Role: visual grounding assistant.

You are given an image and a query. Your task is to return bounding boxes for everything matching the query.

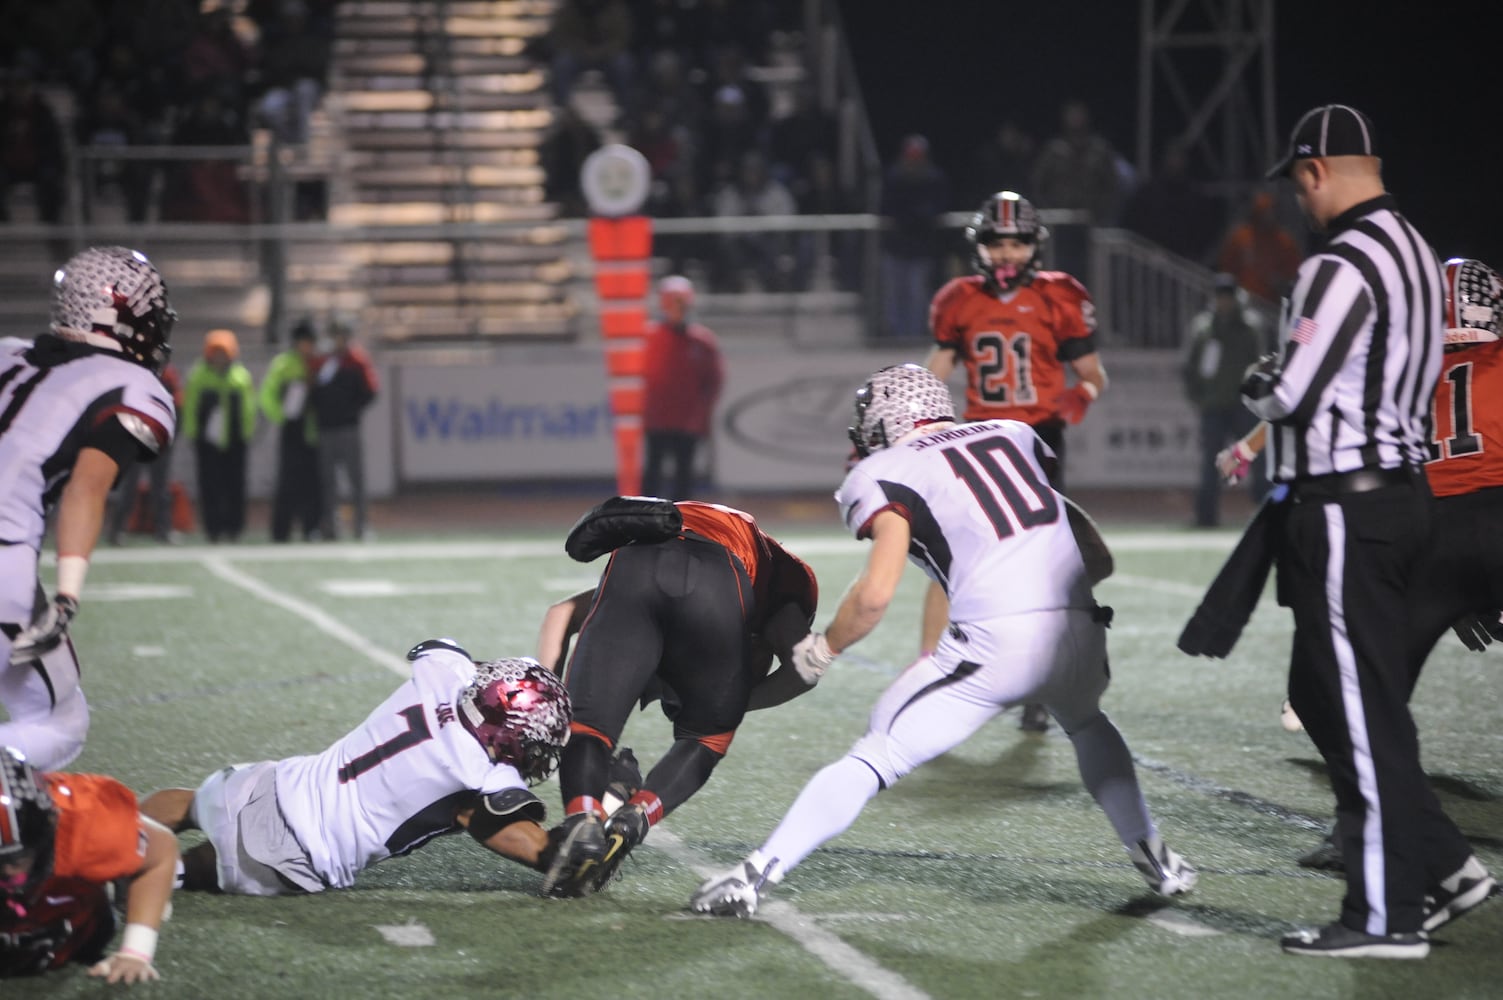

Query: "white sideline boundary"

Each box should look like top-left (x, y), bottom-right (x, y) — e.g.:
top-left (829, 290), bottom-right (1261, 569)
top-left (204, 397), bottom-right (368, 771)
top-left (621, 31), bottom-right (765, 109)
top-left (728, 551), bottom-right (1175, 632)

top-left (199, 551), bottom-right (933, 1000)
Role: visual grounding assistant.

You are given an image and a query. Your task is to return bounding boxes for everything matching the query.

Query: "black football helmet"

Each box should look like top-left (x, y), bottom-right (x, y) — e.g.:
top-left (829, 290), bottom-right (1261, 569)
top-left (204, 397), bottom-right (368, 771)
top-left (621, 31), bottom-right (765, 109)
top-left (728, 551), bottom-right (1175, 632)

top-left (0, 747), bottom-right (58, 907)
top-left (1443, 257), bottom-right (1501, 350)
top-left (966, 191), bottom-right (1049, 293)
top-left (459, 658), bottom-right (572, 783)
top-left (51, 246), bottom-right (176, 373)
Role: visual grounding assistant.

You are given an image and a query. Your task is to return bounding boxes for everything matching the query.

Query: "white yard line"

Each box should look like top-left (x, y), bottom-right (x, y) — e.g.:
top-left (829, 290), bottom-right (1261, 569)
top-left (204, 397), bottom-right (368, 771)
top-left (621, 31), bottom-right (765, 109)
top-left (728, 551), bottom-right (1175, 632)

top-left (199, 549), bottom-right (933, 1000)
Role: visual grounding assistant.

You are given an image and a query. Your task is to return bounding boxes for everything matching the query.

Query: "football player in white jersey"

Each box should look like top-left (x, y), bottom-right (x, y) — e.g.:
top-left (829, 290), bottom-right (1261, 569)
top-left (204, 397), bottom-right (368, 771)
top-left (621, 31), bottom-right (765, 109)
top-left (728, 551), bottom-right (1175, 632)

top-left (141, 641), bottom-right (573, 895)
top-left (691, 364), bottom-right (1197, 917)
top-left (0, 246), bottom-right (177, 770)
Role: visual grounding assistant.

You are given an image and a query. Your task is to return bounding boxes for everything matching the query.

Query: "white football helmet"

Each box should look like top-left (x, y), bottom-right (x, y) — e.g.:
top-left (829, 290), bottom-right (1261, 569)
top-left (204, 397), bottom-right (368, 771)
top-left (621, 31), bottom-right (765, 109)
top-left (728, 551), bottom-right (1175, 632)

top-left (51, 245), bottom-right (175, 372)
top-left (848, 363), bottom-right (955, 458)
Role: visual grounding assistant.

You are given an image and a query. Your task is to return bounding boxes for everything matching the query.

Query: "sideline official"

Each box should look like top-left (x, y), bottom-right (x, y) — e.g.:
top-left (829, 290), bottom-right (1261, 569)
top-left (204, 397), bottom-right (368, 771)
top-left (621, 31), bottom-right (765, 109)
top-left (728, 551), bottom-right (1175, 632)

top-left (1248, 104), bottom-right (1444, 959)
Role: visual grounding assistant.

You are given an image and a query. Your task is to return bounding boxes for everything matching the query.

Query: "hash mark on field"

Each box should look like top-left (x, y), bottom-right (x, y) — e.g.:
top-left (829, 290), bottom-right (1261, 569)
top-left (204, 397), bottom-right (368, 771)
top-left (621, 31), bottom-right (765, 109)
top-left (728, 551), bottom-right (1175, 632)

top-left (374, 922), bottom-right (435, 947)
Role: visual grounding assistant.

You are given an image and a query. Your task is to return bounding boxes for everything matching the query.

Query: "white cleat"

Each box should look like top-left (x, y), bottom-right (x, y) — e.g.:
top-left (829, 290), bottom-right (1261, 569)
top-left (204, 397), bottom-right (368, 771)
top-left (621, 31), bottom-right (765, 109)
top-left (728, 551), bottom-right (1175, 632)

top-left (1129, 836), bottom-right (1198, 897)
top-left (690, 852), bottom-right (780, 918)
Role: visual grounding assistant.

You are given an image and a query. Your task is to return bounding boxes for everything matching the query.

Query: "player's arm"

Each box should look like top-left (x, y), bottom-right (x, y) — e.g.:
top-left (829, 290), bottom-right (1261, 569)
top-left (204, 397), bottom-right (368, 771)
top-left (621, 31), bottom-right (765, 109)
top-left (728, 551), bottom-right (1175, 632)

top-left (12, 445), bottom-right (125, 661)
top-left (826, 510), bottom-right (911, 654)
top-left (924, 344), bottom-right (958, 381)
top-left (1068, 351), bottom-right (1108, 398)
top-left (455, 789), bottom-right (551, 869)
top-left (88, 816), bottom-right (178, 984)
top-left (535, 588), bottom-right (596, 673)
top-left (747, 601), bottom-right (821, 710)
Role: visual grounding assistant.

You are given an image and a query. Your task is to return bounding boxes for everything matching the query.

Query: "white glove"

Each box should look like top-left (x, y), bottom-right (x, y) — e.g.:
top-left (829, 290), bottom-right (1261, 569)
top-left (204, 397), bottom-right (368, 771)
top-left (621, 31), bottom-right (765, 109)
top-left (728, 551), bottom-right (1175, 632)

top-left (9, 594), bottom-right (79, 663)
top-left (790, 632), bottom-right (836, 685)
top-left (88, 951), bottom-right (160, 984)
top-left (1215, 440), bottom-right (1256, 486)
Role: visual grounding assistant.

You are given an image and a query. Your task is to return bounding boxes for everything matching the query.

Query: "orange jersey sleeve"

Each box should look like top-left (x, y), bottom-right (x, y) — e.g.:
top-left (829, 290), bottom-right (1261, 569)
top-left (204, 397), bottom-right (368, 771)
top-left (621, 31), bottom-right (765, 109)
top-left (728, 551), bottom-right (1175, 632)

top-left (1425, 342), bottom-right (1503, 497)
top-left (929, 272), bottom-right (1097, 426)
top-left (44, 773), bottom-right (147, 884)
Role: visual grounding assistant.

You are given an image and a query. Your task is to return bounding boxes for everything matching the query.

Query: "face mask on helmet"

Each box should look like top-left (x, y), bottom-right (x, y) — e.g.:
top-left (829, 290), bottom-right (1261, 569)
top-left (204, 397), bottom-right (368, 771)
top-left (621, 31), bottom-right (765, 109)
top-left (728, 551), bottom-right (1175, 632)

top-left (967, 191), bottom-right (1049, 294)
top-left (1443, 257), bottom-right (1502, 350)
top-left (458, 659), bottom-right (572, 783)
top-left (848, 363), bottom-right (955, 458)
top-left (51, 245), bottom-right (177, 373)
top-left (0, 747), bottom-right (58, 908)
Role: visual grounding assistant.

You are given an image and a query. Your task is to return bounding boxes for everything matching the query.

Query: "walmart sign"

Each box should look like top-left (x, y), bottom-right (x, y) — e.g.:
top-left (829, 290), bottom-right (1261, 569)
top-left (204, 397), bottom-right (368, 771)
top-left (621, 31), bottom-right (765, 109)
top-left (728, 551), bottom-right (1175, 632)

top-left (398, 363), bottom-right (614, 480)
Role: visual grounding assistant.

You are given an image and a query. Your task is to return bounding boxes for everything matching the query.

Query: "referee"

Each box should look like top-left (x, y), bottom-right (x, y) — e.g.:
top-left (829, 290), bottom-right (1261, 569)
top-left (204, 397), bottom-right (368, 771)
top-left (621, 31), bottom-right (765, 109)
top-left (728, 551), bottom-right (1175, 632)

top-left (1246, 104), bottom-right (1444, 959)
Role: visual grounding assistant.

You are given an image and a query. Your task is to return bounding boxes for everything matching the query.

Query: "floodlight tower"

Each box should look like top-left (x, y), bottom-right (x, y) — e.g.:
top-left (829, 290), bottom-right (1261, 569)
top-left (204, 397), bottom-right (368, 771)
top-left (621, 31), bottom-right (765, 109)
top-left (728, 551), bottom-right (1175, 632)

top-left (1136, 0), bottom-right (1276, 202)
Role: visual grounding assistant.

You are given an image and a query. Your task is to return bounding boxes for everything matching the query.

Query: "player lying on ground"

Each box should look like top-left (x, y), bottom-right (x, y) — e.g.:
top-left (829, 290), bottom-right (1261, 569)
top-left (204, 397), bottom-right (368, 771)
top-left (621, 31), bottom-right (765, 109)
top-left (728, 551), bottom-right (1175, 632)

top-left (1, 746), bottom-right (177, 983)
top-left (690, 364), bottom-right (1195, 918)
top-left (140, 642), bottom-right (572, 895)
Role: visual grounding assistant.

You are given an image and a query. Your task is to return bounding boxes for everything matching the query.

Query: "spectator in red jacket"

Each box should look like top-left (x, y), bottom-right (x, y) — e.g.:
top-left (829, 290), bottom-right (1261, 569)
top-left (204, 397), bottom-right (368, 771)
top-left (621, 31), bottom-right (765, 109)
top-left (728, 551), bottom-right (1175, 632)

top-left (642, 276), bottom-right (724, 500)
top-left (312, 315), bottom-right (379, 540)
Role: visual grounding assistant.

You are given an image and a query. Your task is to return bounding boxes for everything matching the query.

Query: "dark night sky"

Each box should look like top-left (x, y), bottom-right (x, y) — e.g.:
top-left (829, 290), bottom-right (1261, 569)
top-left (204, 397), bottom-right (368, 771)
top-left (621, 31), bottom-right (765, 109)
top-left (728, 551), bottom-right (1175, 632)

top-left (835, 0), bottom-right (1501, 266)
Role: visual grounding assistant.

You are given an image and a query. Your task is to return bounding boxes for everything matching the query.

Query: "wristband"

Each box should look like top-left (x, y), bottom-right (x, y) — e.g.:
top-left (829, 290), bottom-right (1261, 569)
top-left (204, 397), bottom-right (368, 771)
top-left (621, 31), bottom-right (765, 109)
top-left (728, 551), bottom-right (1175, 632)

top-left (120, 923), bottom-right (158, 964)
top-left (1233, 440), bottom-right (1256, 463)
top-left (56, 554), bottom-right (89, 600)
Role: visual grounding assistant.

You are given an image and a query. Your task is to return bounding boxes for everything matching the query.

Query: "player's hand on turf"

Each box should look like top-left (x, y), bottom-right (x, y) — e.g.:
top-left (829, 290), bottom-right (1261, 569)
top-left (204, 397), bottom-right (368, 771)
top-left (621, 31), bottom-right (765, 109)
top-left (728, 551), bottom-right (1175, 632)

top-left (89, 951), bottom-right (160, 984)
top-left (791, 632), bottom-right (836, 685)
top-left (9, 594), bottom-right (79, 662)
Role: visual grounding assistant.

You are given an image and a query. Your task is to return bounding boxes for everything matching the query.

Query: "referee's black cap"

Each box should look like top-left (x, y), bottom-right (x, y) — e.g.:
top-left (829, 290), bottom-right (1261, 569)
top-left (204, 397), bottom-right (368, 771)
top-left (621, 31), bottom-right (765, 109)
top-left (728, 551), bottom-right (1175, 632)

top-left (1266, 104), bottom-right (1378, 179)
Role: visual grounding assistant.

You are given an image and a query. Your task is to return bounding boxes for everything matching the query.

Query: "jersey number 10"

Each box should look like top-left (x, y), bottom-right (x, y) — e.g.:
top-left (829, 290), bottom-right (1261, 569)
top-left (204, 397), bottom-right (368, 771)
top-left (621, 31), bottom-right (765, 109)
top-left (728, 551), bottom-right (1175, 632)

top-left (942, 435), bottom-right (1058, 538)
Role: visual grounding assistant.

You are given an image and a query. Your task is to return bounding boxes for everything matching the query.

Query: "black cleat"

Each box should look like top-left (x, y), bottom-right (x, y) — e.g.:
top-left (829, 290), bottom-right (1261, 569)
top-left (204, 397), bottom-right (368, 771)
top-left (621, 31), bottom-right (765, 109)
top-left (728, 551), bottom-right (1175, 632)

top-left (1280, 922), bottom-right (1428, 959)
top-left (541, 813), bottom-right (606, 898)
top-left (589, 804), bottom-right (651, 893)
top-left (1019, 703), bottom-right (1051, 733)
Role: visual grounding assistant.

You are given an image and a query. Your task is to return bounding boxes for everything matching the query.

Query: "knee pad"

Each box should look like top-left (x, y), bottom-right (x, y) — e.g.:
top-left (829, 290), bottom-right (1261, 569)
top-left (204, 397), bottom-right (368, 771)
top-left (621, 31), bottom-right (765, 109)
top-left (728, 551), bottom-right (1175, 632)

top-left (848, 732), bottom-right (909, 789)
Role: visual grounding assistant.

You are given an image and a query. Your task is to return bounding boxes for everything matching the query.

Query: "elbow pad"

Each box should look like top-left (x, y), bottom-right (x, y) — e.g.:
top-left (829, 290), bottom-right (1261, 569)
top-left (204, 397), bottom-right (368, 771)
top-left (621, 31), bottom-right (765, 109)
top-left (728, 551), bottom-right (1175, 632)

top-left (467, 787), bottom-right (546, 843)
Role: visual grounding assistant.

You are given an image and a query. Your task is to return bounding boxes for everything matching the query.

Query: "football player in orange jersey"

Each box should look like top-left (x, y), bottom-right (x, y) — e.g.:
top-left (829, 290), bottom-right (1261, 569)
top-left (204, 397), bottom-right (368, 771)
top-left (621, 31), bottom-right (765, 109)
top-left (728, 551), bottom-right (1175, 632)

top-left (1, 747), bottom-right (177, 983)
top-left (923, 191), bottom-right (1108, 732)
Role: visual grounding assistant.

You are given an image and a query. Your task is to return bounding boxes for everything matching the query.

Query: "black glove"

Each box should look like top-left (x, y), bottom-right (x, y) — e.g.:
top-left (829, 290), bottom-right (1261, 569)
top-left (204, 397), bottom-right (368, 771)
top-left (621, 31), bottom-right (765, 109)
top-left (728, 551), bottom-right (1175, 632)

top-left (1240, 353), bottom-right (1281, 400)
top-left (1451, 611), bottom-right (1503, 653)
top-left (9, 594), bottom-right (79, 663)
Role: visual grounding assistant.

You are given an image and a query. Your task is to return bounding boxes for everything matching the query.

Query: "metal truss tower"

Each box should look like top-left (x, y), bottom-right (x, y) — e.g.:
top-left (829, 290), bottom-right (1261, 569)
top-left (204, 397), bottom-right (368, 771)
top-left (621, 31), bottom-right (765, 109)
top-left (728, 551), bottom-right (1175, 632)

top-left (1136, 0), bottom-right (1276, 197)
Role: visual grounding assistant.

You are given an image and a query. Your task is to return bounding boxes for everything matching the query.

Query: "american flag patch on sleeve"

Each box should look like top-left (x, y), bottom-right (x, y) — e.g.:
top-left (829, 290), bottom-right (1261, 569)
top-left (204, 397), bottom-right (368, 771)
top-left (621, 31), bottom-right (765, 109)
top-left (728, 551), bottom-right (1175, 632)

top-left (1290, 316), bottom-right (1319, 345)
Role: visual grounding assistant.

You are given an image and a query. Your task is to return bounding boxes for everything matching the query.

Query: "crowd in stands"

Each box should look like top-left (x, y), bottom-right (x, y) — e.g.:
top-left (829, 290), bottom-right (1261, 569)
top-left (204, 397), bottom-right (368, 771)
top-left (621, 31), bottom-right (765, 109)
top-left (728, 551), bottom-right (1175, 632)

top-left (0, 0), bottom-right (335, 227)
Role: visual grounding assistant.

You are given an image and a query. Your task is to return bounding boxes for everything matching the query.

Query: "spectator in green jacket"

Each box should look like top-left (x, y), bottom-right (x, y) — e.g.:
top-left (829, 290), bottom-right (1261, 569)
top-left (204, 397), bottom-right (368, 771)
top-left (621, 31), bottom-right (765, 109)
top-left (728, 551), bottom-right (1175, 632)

top-left (262, 319), bottom-right (321, 542)
top-left (182, 329), bottom-right (257, 542)
top-left (1182, 273), bottom-right (1267, 527)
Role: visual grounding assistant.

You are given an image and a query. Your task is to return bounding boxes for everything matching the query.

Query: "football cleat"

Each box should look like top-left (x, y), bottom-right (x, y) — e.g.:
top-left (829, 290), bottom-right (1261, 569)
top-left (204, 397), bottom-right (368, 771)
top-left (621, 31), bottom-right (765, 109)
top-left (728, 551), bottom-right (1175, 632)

top-left (689, 851), bottom-right (780, 918)
top-left (1018, 703), bottom-right (1051, 733)
top-left (541, 813), bottom-right (606, 898)
top-left (587, 803), bottom-right (651, 893)
top-left (1280, 922), bottom-right (1429, 959)
top-left (1423, 855), bottom-right (1496, 932)
top-left (601, 746), bottom-right (643, 815)
top-left (1128, 835), bottom-right (1197, 897)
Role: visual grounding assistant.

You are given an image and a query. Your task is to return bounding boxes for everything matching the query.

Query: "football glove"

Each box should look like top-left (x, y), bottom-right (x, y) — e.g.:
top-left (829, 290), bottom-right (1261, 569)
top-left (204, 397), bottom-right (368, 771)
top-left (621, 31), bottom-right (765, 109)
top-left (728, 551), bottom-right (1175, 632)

top-left (790, 632), bottom-right (836, 685)
top-left (1451, 611), bottom-right (1503, 653)
top-left (9, 594), bottom-right (79, 663)
top-left (1216, 440), bottom-right (1257, 486)
top-left (1054, 382), bottom-right (1099, 425)
top-left (1240, 353), bottom-right (1281, 400)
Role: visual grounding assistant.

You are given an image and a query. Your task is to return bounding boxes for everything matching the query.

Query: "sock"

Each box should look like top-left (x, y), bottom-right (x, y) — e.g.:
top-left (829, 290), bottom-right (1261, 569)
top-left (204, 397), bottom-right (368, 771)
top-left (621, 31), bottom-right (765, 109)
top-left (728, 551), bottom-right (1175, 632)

top-left (1069, 711), bottom-right (1154, 847)
top-left (760, 755), bottom-right (882, 880)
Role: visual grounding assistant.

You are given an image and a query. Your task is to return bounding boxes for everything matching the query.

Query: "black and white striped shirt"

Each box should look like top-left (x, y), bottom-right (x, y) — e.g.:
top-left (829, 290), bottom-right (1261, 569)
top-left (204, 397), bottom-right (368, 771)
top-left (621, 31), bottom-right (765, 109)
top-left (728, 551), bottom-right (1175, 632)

top-left (1247, 194), bottom-right (1442, 481)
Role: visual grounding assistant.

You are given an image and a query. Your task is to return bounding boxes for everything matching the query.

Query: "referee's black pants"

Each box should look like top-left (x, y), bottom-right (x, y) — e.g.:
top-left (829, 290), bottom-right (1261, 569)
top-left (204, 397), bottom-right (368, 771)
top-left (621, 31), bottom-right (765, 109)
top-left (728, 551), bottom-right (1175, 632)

top-left (1278, 473), bottom-right (1448, 936)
